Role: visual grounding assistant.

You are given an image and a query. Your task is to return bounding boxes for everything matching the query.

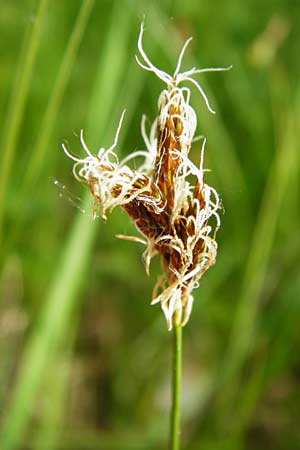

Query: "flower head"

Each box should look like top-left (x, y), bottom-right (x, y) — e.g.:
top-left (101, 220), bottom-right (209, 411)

top-left (63, 23), bottom-right (230, 330)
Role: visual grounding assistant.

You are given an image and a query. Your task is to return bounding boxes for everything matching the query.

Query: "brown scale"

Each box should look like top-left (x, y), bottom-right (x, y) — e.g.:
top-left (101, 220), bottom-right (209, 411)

top-left (154, 99), bottom-right (183, 214)
top-left (185, 178), bottom-right (207, 255)
top-left (123, 200), bottom-right (164, 240)
top-left (111, 174), bottom-right (168, 242)
top-left (163, 181), bottom-right (208, 288)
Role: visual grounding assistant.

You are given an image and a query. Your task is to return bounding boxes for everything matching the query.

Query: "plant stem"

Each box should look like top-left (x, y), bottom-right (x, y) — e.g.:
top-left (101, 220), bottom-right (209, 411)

top-left (170, 323), bottom-right (182, 450)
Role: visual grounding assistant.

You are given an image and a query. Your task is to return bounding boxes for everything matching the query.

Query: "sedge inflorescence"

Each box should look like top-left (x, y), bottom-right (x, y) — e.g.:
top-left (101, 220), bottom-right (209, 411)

top-left (63, 23), bottom-right (231, 330)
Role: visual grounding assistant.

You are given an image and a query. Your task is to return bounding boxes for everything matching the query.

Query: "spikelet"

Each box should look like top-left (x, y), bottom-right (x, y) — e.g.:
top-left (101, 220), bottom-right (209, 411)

top-left (63, 22), bottom-right (231, 330)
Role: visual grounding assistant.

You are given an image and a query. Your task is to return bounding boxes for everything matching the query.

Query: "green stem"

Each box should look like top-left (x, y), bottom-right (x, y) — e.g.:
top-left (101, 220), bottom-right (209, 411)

top-left (170, 323), bottom-right (182, 450)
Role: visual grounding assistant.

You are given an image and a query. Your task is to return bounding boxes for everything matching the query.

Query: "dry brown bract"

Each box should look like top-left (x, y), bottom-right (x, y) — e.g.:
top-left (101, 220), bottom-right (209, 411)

top-left (63, 23), bottom-right (231, 330)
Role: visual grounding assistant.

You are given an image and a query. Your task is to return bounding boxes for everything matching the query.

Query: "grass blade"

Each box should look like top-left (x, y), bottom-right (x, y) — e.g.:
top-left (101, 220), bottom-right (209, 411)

top-left (0, 0), bottom-right (49, 246)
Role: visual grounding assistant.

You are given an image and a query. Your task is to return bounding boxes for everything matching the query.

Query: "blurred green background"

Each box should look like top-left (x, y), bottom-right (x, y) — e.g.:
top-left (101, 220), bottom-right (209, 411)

top-left (0, 0), bottom-right (299, 449)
